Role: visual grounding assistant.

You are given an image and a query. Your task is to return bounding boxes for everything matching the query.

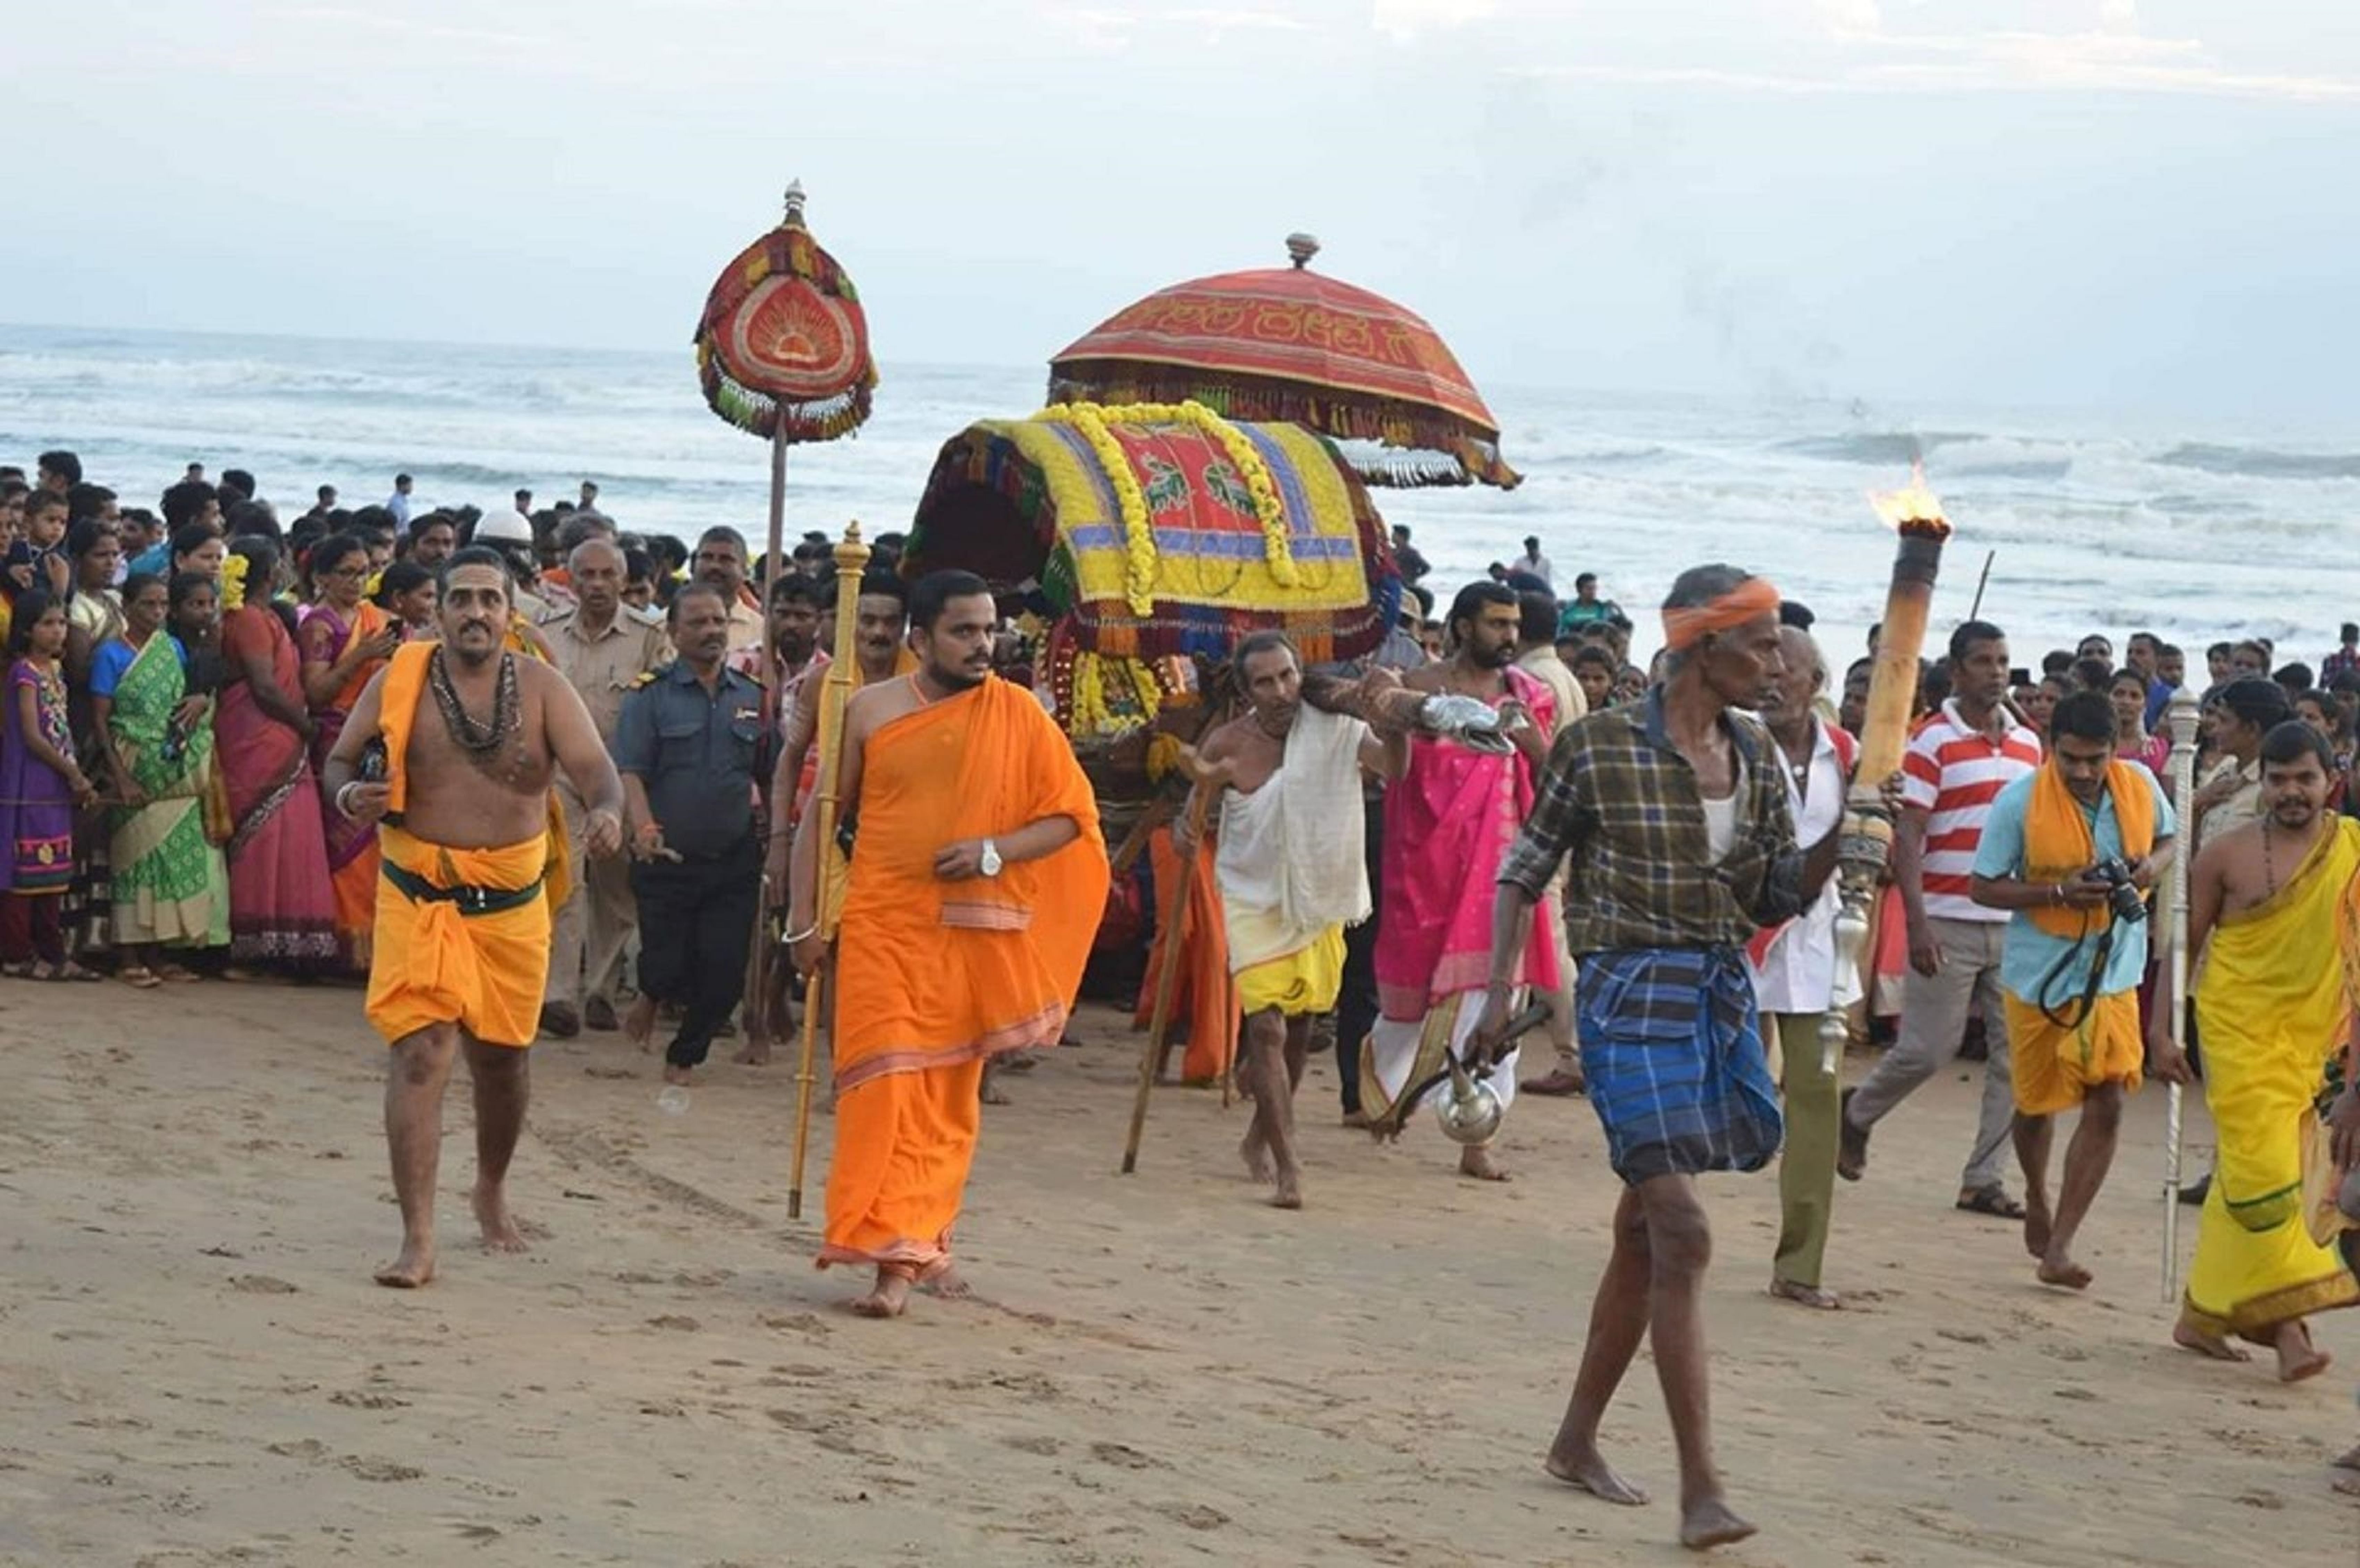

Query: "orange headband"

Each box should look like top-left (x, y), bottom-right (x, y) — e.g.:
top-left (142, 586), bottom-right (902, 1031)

top-left (1660, 577), bottom-right (1781, 653)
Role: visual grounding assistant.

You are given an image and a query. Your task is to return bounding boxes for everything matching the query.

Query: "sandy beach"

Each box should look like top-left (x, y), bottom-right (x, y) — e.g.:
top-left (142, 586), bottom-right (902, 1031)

top-left (2, 980), bottom-right (2353, 1568)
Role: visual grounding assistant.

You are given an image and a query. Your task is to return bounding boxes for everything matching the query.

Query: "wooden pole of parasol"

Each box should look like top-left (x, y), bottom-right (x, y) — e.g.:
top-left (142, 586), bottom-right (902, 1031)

top-left (747, 427), bottom-right (788, 1050)
top-left (787, 520), bottom-right (871, 1221)
top-left (1121, 782), bottom-right (1214, 1174)
top-left (2159, 684), bottom-right (2200, 1300)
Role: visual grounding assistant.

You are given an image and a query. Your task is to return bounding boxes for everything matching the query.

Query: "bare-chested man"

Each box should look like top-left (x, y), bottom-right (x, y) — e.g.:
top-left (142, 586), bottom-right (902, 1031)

top-left (2159, 719), bottom-right (2360, 1379)
top-left (326, 547), bottom-right (625, 1288)
top-left (1182, 634), bottom-right (1409, 1208)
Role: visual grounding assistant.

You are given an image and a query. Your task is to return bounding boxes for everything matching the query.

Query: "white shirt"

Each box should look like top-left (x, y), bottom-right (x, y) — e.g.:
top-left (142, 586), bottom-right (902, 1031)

top-left (386, 491), bottom-right (414, 525)
top-left (1750, 719), bottom-right (1854, 1015)
top-left (1517, 551), bottom-right (1554, 587)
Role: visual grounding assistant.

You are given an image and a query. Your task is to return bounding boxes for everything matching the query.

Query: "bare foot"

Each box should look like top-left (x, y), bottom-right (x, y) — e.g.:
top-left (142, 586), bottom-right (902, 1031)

top-left (979, 1079), bottom-right (1012, 1107)
top-left (1769, 1278), bottom-right (1841, 1310)
top-left (663, 1063), bottom-right (694, 1087)
top-left (624, 996), bottom-right (657, 1052)
top-left (1544, 1446), bottom-right (1648, 1506)
top-left (2276, 1320), bottom-right (2333, 1383)
top-left (2173, 1320), bottom-right (2252, 1362)
top-left (2333, 1443), bottom-right (2360, 1473)
top-left (921, 1265), bottom-right (972, 1300)
top-left (472, 1186), bottom-right (530, 1254)
top-left (1271, 1168), bottom-right (1303, 1210)
top-left (373, 1238), bottom-right (436, 1288)
top-left (2036, 1247), bottom-right (2092, 1291)
top-left (850, 1271), bottom-right (911, 1319)
top-left (1459, 1145), bottom-right (1511, 1182)
top-left (2022, 1195), bottom-right (2053, 1260)
top-left (733, 1039), bottom-right (773, 1066)
top-left (1240, 1133), bottom-right (1273, 1183)
top-left (1679, 1495), bottom-right (1759, 1550)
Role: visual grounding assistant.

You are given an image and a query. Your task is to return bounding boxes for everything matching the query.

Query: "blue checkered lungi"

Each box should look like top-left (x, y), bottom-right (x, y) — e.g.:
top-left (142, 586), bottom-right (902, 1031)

top-left (1578, 946), bottom-right (1783, 1184)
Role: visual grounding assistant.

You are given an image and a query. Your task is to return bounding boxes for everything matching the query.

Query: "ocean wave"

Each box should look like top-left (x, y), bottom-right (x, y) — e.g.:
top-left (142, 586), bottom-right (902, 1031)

top-left (2155, 442), bottom-right (2360, 481)
top-left (1771, 430), bottom-right (1981, 466)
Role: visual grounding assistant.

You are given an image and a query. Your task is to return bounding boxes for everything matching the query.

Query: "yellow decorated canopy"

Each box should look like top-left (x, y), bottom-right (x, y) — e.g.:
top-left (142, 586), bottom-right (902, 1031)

top-left (902, 401), bottom-right (1401, 667)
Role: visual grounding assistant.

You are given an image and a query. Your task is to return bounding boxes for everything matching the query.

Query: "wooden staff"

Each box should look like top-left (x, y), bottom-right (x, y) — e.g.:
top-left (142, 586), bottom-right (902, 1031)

top-left (787, 521), bottom-right (871, 1221)
top-left (1121, 782), bottom-right (1214, 1174)
top-left (747, 428), bottom-right (789, 1050)
top-left (2160, 685), bottom-right (2200, 1300)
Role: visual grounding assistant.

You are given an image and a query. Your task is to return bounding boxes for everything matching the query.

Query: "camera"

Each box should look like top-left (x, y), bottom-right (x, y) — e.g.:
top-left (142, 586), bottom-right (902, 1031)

top-left (2092, 856), bottom-right (2148, 925)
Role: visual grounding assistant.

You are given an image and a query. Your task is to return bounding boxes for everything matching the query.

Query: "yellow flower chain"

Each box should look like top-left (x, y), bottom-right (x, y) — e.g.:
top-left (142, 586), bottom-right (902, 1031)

top-left (1034, 398), bottom-right (1297, 613)
top-left (221, 553), bottom-right (251, 612)
top-left (1070, 651), bottom-right (1163, 739)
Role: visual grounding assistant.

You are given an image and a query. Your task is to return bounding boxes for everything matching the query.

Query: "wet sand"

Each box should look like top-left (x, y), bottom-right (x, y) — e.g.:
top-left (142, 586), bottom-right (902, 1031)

top-left (1, 980), bottom-right (2354, 1566)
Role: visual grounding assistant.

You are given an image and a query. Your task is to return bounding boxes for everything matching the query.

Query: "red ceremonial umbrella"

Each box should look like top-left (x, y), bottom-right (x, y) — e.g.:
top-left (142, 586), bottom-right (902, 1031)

top-left (1048, 234), bottom-right (1518, 489)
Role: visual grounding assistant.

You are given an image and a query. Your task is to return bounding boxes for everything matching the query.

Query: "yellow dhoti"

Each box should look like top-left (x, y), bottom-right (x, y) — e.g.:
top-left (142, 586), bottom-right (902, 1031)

top-left (2184, 817), bottom-right (2360, 1338)
top-left (1236, 923), bottom-right (1344, 1017)
top-left (2003, 988), bottom-right (2143, 1116)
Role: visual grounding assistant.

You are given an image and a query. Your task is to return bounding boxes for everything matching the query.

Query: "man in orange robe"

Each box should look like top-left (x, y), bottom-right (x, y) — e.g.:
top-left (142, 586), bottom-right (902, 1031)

top-left (788, 568), bottom-right (1106, 1319)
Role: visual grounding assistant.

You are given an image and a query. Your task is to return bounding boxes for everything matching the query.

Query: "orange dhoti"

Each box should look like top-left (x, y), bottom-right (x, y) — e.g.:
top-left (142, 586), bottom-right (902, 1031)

top-left (366, 825), bottom-right (551, 1048)
top-left (362, 642), bottom-right (557, 1050)
top-left (819, 677), bottom-right (1106, 1277)
top-left (1132, 824), bottom-right (1237, 1085)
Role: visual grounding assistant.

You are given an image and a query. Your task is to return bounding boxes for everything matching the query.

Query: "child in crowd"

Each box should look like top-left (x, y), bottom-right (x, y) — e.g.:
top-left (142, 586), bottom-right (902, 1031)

top-left (0, 592), bottom-right (101, 978)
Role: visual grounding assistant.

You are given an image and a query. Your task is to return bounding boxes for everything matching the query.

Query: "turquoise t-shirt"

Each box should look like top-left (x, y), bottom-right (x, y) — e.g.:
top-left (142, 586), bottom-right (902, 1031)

top-left (1972, 766), bottom-right (2176, 1007)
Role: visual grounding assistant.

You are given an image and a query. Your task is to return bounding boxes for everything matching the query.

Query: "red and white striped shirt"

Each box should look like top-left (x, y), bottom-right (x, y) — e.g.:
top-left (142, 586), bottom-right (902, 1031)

top-left (1902, 700), bottom-right (2042, 923)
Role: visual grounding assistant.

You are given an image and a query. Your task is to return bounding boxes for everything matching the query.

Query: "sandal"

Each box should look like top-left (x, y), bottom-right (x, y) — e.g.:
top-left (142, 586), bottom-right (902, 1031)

top-left (1955, 1185), bottom-right (2028, 1220)
top-left (1, 961), bottom-right (33, 980)
top-left (56, 961), bottom-right (102, 983)
top-left (155, 964), bottom-right (202, 983)
top-left (118, 965), bottom-right (163, 990)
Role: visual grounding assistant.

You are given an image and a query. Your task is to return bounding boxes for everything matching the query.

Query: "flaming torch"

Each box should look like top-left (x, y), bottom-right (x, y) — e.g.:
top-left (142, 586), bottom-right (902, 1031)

top-left (1823, 468), bottom-right (1954, 1075)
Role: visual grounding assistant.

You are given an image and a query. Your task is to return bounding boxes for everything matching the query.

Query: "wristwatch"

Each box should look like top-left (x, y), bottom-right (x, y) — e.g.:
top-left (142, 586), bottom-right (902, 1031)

top-left (979, 838), bottom-right (1003, 877)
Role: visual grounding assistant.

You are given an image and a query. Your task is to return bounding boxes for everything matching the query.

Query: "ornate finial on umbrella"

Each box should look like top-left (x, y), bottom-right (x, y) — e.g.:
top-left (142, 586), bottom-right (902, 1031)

top-left (782, 178), bottom-right (808, 228)
top-left (1285, 232), bottom-right (1320, 270)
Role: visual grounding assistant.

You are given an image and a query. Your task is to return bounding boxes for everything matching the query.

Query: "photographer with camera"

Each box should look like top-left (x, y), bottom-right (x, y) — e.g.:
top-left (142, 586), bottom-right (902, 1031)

top-left (1968, 689), bottom-right (2180, 1292)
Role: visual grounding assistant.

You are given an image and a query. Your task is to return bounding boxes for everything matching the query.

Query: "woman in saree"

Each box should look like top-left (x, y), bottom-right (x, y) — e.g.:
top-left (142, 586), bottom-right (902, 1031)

top-left (62, 519), bottom-right (128, 961)
top-left (88, 572), bottom-right (229, 986)
top-left (297, 533), bottom-right (400, 968)
top-left (214, 537), bottom-right (337, 970)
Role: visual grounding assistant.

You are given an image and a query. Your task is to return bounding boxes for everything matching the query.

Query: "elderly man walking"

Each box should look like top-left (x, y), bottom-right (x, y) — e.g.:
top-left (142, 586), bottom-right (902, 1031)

top-left (1474, 563), bottom-right (1820, 1551)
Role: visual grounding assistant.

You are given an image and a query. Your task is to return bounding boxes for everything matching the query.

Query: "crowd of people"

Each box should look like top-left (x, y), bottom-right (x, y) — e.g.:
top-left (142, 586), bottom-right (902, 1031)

top-left (8, 444), bottom-right (2359, 1548)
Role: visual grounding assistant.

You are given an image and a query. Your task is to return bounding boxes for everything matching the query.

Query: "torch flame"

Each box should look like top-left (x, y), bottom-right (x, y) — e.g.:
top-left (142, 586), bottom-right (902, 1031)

top-left (1868, 461), bottom-right (1952, 536)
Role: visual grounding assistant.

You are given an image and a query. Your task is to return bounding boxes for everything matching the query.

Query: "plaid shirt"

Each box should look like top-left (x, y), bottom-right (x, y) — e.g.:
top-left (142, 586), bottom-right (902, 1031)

top-left (1499, 687), bottom-right (1804, 955)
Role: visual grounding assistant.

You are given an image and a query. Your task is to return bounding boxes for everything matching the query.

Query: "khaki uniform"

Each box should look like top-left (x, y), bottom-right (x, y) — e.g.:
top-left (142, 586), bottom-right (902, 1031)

top-left (542, 604), bottom-right (673, 1011)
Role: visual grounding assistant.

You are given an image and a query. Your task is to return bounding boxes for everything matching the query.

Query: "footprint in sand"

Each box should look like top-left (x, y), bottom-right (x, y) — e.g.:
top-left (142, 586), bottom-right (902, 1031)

top-left (340, 1456), bottom-right (425, 1483)
top-left (229, 1274), bottom-right (298, 1294)
top-left (1004, 1435), bottom-right (1062, 1456)
top-left (1088, 1442), bottom-right (1162, 1470)
top-left (646, 1314), bottom-right (701, 1332)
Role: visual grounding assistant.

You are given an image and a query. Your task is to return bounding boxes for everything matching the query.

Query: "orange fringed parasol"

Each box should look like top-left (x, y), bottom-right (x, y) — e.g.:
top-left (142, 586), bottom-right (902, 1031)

top-left (693, 181), bottom-right (876, 443)
top-left (1048, 234), bottom-right (1518, 490)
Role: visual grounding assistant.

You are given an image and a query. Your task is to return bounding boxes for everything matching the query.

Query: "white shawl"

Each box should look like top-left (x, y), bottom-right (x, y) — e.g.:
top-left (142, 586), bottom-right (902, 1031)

top-left (1215, 706), bottom-right (1372, 971)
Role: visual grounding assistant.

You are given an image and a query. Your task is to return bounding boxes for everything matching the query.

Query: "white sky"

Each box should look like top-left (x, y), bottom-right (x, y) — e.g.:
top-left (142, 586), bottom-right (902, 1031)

top-left (11, 1), bottom-right (2359, 418)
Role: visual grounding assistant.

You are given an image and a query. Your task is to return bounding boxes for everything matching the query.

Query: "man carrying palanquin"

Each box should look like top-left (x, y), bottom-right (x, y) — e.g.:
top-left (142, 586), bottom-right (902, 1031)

top-left (787, 569), bottom-right (1105, 1319)
top-left (1183, 632), bottom-right (1409, 1209)
top-left (1366, 581), bottom-right (1560, 1182)
top-left (2164, 719), bottom-right (2360, 1382)
top-left (325, 548), bottom-right (625, 1289)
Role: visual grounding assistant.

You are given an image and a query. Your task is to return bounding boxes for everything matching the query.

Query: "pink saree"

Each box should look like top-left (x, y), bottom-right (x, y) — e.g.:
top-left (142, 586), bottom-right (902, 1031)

top-left (218, 606), bottom-right (338, 967)
top-left (1375, 665), bottom-right (1561, 1019)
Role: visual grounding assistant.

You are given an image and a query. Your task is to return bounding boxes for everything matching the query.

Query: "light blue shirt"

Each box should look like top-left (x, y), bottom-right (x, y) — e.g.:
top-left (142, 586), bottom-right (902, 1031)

top-left (1973, 767), bottom-right (2176, 1007)
top-left (386, 491), bottom-right (413, 525)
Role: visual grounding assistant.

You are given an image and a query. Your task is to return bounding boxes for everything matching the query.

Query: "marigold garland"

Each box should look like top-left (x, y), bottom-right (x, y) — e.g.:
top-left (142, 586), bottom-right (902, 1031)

top-left (220, 553), bottom-right (251, 612)
top-left (1069, 651), bottom-right (1164, 739)
top-left (1034, 398), bottom-right (1298, 616)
